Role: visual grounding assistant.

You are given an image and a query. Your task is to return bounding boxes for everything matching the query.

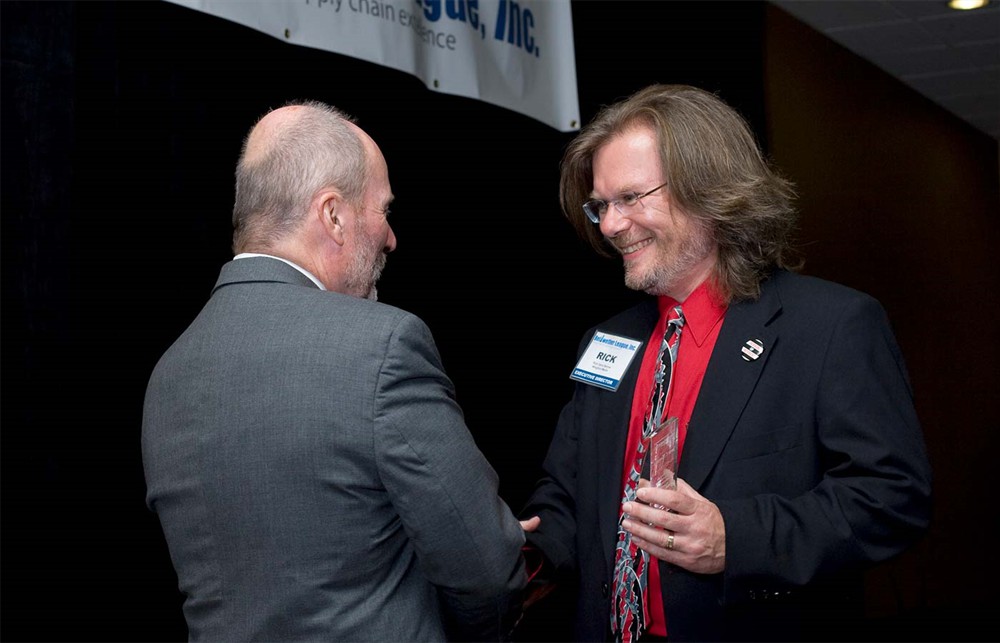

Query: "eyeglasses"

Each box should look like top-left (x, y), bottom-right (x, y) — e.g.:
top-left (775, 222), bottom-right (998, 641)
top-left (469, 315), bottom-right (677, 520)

top-left (582, 181), bottom-right (668, 224)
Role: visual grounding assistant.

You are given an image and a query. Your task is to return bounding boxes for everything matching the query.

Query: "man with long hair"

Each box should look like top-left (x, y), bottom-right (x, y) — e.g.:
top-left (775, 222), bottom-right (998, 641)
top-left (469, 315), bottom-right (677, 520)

top-left (520, 85), bottom-right (931, 642)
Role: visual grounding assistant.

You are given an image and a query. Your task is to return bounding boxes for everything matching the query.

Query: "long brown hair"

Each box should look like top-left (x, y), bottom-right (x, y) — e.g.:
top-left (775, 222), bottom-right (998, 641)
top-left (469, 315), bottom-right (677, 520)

top-left (560, 84), bottom-right (800, 302)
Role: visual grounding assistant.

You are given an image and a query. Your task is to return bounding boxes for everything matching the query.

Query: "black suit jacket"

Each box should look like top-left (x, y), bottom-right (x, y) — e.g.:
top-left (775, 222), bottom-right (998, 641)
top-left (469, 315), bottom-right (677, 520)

top-left (523, 270), bottom-right (932, 642)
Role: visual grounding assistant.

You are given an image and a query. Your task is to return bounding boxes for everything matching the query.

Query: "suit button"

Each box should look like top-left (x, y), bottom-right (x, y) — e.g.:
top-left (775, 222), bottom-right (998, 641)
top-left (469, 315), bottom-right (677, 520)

top-left (601, 582), bottom-right (609, 597)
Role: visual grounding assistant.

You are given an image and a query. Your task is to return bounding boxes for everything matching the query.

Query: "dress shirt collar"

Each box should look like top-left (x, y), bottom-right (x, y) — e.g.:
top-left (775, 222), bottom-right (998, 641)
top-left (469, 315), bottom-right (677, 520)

top-left (233, 253), bottom-right (326, 290)
top-left (657, 280), bottom-right (727, 348)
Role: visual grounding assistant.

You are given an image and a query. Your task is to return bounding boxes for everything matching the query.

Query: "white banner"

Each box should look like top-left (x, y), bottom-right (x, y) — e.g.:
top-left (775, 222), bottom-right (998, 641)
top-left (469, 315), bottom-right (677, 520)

top-left (165, 0), bottom-right (580, 131)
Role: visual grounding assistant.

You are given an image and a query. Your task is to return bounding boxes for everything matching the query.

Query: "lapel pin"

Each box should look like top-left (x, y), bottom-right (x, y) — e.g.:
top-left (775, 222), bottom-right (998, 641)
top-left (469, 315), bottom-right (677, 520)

top-left (741, 338), bottom-right (764, 361)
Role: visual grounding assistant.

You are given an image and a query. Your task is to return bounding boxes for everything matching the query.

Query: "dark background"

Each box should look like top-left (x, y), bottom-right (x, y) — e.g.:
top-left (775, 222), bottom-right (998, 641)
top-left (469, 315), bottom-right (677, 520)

top-left (3, 1), bottom-right (997, 641)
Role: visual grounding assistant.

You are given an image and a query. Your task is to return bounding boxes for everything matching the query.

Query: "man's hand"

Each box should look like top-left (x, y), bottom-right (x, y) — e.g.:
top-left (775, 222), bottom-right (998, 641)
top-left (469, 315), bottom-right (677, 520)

top-left (515, 516), bottom-right (555, 609)
top-left (620, 478), bottom-right (725, 574)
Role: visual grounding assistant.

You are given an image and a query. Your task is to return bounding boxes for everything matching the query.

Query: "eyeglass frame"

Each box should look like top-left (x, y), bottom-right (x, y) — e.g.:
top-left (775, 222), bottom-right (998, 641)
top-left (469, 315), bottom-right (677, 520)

top-left (582, 180), bottom-right (669, 224)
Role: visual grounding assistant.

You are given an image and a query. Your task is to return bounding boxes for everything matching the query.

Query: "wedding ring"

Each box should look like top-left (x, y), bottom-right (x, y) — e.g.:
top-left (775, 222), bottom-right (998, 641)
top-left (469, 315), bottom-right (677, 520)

top-left (666, 533), bottom-right (675, 550)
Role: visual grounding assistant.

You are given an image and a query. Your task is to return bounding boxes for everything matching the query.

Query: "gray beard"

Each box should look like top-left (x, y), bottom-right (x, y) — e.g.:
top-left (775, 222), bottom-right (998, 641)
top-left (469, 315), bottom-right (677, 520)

top-left (363, 252), bottom-right (387, 300)
top-left (368, 252), bottom-right (386, 300)
top-left (347, 244), bottom-right (386, 301)
top-left (624, 228), bottom-right (713, 297)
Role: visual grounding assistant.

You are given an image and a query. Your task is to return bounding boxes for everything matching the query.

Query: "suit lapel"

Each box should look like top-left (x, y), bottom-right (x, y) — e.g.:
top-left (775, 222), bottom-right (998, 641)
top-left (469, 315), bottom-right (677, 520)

top-left (679, 277), bottom-right (783, 491)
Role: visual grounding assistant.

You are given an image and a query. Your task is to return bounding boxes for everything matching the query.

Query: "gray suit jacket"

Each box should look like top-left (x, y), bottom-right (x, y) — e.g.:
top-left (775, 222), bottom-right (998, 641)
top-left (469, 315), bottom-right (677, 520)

top-left (143, 257), bottom-right (526, 642)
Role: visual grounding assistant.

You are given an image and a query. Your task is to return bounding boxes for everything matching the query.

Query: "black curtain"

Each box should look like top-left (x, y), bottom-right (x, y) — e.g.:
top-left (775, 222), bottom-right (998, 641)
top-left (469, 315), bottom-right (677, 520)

top-left (1, 2), bottom-right (766, 639)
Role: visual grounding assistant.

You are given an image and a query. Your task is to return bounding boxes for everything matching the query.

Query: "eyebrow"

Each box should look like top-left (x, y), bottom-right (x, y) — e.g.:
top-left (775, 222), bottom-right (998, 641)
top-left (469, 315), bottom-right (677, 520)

top-left (590, 185), bottom-right (640, 199)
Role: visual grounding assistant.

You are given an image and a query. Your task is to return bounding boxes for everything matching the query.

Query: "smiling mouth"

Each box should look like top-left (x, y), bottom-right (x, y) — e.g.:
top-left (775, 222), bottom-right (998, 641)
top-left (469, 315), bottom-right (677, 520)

top-left (617, 238), bottom-right (654, 255)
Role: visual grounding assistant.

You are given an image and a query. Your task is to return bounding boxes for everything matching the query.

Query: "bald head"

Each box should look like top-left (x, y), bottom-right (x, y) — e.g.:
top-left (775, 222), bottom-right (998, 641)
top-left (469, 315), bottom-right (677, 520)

top-left (241, 104), bottom-right (305, 165)
top-left (232, 101), bottom-right (368, 254)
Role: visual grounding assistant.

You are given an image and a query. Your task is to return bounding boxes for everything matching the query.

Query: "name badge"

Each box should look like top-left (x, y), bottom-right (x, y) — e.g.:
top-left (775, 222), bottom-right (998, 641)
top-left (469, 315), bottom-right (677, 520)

top-left (569, 330), bottom-right (642, 392)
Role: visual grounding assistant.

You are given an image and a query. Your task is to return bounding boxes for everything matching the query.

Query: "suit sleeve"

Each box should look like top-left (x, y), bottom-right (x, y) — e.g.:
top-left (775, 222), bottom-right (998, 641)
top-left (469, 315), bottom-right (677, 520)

top-left (519, 391), bottom-right (582, 575)
top-left (717, 294), bottom-right (932, 598)
top-left (372, 313), bottom-right (527, 641)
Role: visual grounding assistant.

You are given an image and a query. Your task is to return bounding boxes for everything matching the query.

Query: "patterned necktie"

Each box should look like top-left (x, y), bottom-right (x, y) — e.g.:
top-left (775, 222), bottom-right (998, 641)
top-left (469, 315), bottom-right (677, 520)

top-left (610, 305), bottom-right (685, 643)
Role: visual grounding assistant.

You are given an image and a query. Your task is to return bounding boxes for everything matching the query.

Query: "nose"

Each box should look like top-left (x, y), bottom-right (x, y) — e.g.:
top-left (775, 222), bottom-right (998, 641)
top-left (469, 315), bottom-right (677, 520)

top-left (599, 203), bottom-right (631, 239)
top-left (384, 224), bottom-right (397, 253)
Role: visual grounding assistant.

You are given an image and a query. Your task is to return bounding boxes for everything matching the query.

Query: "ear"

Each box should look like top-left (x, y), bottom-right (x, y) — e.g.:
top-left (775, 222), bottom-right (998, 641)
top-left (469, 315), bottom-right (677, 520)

top-left (317, 190), bottom-right (347, 247)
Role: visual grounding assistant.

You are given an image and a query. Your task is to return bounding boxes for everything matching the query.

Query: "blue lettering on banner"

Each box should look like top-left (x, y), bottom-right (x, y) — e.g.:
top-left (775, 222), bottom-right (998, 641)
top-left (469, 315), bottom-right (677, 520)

top-left (494, 0), bottom-right (536, 56)
top-left (414, 0), bottom-right (487, 39)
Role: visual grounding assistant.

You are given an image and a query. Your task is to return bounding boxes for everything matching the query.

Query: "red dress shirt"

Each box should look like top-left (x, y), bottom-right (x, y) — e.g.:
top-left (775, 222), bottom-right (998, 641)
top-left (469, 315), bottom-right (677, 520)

top-left (620, 280), bottom-right (727, 637)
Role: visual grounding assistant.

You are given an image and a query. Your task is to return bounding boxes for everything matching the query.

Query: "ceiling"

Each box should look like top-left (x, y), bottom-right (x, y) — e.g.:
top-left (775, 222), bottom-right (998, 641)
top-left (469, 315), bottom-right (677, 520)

top-left (771, 0), bottom-right (1000, 141)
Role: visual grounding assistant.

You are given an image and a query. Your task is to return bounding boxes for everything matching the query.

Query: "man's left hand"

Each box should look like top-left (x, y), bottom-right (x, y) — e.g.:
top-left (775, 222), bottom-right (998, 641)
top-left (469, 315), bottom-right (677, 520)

top-left (621, 478), bottom-right (725, 574)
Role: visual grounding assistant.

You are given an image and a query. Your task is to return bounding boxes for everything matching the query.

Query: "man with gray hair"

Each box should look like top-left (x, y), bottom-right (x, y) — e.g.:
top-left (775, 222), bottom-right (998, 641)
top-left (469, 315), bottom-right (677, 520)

top-left (142, 101), bottom-right (528, 641)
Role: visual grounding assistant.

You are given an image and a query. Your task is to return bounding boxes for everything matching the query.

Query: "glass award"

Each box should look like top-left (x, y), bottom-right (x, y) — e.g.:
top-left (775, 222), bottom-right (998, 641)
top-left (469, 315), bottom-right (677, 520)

top-left (649, 416), bottom-right (679, 495)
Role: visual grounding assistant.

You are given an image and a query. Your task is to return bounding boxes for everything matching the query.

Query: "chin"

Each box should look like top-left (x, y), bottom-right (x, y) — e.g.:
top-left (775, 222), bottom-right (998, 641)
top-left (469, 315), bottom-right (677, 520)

top-left (623, 269), bottom-right (653, 293)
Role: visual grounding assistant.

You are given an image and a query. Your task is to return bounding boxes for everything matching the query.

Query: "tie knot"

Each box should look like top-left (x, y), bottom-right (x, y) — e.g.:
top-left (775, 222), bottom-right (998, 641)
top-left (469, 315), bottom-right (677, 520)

top-left (669, 304), bottom-right (685, 328)
top-left (665, 305), bottom-right (685, 343)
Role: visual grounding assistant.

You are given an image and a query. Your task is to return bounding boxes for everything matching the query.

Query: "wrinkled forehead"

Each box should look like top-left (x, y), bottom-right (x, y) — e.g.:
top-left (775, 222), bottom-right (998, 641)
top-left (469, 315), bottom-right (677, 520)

top-left (592, 126), bottom-right (662, 187)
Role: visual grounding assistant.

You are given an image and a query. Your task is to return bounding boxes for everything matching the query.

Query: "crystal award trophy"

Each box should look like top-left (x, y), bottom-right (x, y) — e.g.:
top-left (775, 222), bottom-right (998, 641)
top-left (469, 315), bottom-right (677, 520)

top-left (649, 416), bottom-right (679, 495)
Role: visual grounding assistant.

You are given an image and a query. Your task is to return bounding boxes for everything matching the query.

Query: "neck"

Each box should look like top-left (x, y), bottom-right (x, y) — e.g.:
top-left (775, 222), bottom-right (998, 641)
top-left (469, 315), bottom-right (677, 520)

top-left (665, 253), bottom-right (717, 303)
top-left (252, 240), bottom-right (339, 292)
